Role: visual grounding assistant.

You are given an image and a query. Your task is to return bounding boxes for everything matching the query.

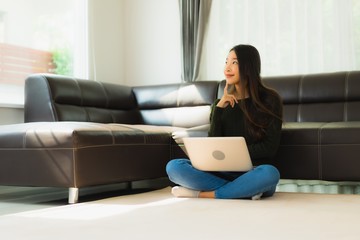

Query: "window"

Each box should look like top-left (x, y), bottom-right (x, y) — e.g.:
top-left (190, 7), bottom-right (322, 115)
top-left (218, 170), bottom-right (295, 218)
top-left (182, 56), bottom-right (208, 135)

top-left (0, 11), bottom-right (5, 42)
top-left (0, 0), bottom-right (88, 107)
top-left (200, 0), bottom-right (360, 80)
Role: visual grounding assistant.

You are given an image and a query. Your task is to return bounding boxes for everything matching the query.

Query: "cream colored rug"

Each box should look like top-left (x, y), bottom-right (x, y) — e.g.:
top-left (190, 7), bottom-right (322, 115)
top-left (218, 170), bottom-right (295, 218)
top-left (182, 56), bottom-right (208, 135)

top-left (0, 187), bottom-right (359, 240)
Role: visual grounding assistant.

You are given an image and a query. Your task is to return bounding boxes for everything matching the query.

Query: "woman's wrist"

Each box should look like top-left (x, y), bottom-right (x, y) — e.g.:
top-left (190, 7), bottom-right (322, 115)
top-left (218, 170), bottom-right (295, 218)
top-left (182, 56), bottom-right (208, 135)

top-left (216, 99), bottom-right (227, 108)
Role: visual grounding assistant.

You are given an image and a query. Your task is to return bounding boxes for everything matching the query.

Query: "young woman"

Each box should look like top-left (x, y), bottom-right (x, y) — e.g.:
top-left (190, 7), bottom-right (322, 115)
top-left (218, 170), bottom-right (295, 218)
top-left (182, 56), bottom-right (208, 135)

top-left (166, 44), bottom-right (283, 200)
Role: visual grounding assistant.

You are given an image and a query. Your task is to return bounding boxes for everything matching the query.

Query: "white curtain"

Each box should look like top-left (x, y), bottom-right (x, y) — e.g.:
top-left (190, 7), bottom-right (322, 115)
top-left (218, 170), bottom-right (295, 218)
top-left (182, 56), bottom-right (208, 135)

top-left (199, 0), bottom-right (359, 80)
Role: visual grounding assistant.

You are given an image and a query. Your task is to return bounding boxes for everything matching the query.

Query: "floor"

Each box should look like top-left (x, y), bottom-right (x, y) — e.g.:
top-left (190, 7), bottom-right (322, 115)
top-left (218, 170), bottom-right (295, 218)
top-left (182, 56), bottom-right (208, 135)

top-left (0, 185), bottom-right (360, 240)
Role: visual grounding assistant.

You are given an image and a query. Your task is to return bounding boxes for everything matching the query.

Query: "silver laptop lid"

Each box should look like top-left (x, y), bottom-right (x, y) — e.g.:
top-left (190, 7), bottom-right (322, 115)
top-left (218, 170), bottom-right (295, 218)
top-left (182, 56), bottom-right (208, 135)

top-left (183, 137), bottom-right (253, 172)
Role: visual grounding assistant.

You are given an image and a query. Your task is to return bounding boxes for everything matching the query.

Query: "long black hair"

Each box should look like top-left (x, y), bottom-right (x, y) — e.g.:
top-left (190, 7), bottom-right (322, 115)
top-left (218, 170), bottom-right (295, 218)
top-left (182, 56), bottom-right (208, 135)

top-left (231, 44), bottom-right (283, 141)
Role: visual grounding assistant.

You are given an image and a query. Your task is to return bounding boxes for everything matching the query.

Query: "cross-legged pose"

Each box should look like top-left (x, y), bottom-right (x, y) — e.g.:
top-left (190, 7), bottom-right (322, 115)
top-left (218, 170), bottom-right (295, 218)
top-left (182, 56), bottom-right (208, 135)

top-left (166, 44), bottom-right (283, 200)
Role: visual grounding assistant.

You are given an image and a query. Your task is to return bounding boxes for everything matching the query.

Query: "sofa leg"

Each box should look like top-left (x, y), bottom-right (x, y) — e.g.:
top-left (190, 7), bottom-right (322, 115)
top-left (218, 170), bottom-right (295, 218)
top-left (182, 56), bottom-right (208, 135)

top-left (68, 187), bottom-right (79, 204)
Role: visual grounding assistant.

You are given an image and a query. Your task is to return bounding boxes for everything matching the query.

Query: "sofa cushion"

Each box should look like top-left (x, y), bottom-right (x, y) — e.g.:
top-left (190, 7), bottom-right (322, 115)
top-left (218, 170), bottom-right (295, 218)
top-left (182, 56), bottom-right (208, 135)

top-left (171, 124), bottom-right (210, 143)
top-left (320, 122), bottom-right (360, 181)
top-left (269, 122), bottom-right (324, 180)
top-left (275, 121), bottom-right (360, 181)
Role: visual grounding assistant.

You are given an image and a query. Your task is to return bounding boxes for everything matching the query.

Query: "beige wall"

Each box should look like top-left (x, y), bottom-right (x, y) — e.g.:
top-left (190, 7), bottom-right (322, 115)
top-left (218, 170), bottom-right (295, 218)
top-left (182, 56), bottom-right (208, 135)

top-left (88, 0), bottom-right (181, 86)
top-left (88, 0), bottom-right (125, 84)
top-left (0, 107), bottom-right (23, 125)
top-left (122, 0), bottom-right (181, 86)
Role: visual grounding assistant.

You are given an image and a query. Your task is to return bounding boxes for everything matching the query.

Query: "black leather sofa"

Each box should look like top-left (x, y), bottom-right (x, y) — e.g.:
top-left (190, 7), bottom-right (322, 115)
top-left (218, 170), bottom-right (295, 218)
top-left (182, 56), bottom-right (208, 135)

top-left (0, 71), bottom-right (359, 203)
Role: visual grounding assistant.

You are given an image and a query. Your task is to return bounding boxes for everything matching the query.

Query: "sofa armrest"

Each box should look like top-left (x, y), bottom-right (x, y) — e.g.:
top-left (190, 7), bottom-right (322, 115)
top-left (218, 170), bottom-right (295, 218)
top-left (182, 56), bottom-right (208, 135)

top-left (172, 124), bottom-right (210, 143)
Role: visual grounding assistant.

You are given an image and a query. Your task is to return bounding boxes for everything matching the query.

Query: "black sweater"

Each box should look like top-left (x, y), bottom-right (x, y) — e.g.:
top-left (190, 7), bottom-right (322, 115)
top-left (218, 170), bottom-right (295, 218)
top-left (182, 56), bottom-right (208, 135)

top-left (208, 98), bottom-right (282, 165)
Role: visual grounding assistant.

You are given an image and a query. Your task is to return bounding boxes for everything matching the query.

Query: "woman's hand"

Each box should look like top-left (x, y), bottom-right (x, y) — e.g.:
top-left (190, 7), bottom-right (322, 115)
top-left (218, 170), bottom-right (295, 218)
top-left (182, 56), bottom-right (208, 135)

top-left (216, 82), bottom-right (238, 108)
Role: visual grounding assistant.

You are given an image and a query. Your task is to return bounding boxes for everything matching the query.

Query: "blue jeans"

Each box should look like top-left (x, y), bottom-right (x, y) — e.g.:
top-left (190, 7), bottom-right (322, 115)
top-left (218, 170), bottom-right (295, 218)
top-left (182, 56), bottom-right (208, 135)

top-left (166, 159), bottom-right (280, 199)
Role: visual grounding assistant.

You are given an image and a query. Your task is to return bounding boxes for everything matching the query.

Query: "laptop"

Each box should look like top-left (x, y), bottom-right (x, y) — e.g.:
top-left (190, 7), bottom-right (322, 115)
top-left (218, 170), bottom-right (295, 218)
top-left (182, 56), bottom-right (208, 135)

top-left (182, 137), bottom-right (253, 172)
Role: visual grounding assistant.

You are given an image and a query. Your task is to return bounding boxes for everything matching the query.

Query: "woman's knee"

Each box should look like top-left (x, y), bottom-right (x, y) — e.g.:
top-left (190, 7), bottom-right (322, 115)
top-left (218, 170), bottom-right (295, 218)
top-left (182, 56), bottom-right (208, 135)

top-left (256, 164), bottom-right (280, 184)
top-left (166, 158), bottom-right (190, 176)
top-left (166, 158), bottom-right (192, 184)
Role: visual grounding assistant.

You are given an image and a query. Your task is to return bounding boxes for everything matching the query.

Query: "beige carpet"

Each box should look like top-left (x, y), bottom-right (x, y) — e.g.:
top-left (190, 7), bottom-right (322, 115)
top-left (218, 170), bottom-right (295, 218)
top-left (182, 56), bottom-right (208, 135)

top-left (0, 187), bottom-right (359, 240)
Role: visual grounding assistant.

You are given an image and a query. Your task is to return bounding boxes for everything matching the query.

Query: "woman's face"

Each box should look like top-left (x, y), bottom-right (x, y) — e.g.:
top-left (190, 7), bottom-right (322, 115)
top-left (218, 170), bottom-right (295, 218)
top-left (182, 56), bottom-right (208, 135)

top-left (224, 50), bottom-right (240, 85)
